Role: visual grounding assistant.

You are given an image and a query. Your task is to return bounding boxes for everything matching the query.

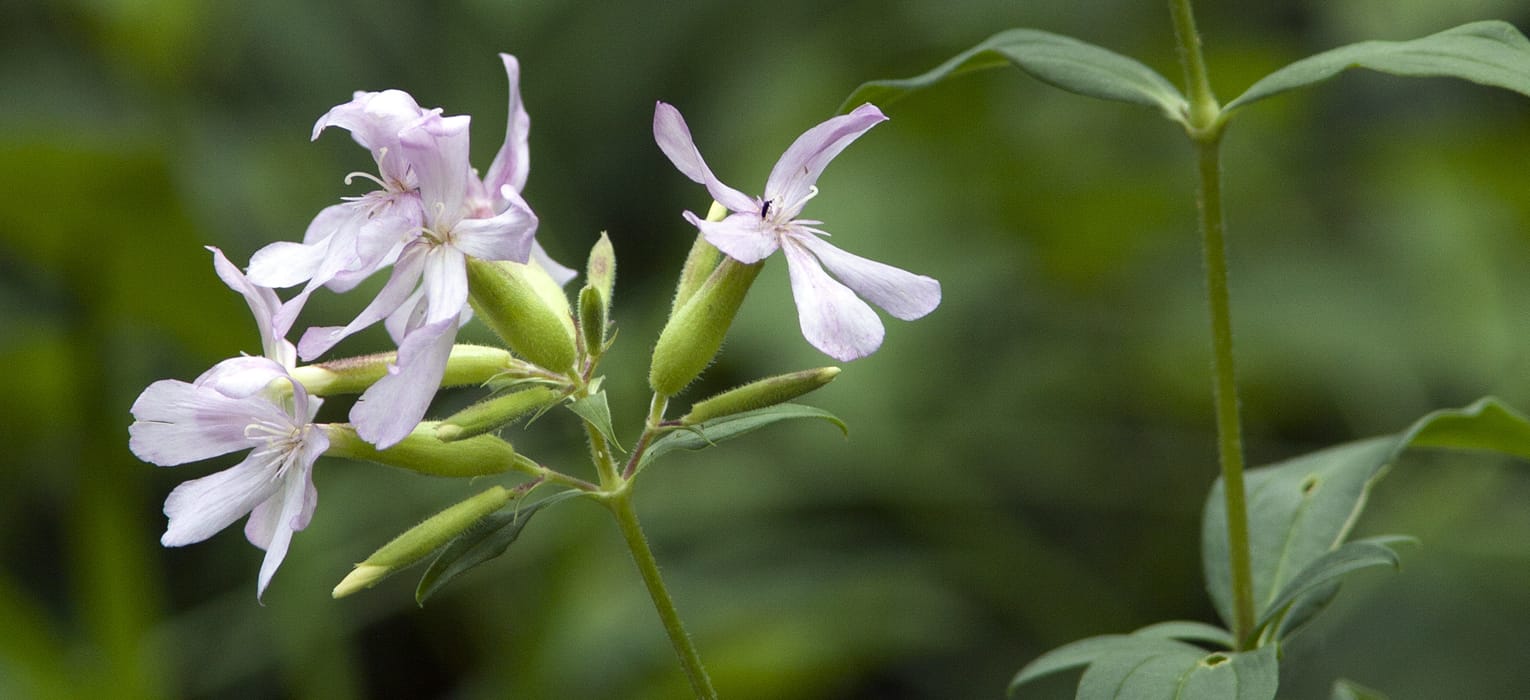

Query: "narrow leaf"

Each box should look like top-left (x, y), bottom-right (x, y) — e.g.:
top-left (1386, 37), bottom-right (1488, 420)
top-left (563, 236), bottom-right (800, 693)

top-left (841, 29), bottom-right (1187, 121)
top-left (1078, 649), bottom-right (1204, 699)
top-left (1174, 644), bottom-right (1280, 700)
top-left (566, 391), bottom-right (624, 452)
top-left (1225, 21), bottom-right (1530, 113)
top-left (415, 490), bottom-right (584, 604)
top-left (1253, 536), bottom-right (1414, 637)
top-left (636, 403), bottom-right (847, 474)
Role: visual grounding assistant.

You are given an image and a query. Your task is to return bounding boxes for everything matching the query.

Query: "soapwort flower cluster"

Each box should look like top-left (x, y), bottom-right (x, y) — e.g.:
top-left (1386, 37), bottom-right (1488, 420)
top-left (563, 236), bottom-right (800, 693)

top-left (128, 54), bottom-right (941, 604)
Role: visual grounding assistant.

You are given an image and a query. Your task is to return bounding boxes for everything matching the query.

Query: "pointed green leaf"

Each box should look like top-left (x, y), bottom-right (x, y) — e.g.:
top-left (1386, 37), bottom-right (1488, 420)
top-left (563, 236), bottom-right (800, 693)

top-left (1225, 21), bottom-right (1530, 113)
top-left (1332, 678), bottom-right (1389, 700)
top-left (1077, 649), bottom-right (1206, 699)
top-left (1173, 644), bottom-right (1279, 700)
top-left (415, 490), bottom-right (584, 605)
top-left (1131, 620), bottom-right (1235, 649)
top-left (1009, 634), bottom-right (1200, 694)
top-left (841, 29), bottom-right (1187, 120)
top-left (1203, 397), bottom-right (1530, 633)
top-left (566, 391), bottom-right (624, 452)
top-left (636, 403), bottom-right (847, 474)
top-left (1253, 536), bottom-right (1414, 638)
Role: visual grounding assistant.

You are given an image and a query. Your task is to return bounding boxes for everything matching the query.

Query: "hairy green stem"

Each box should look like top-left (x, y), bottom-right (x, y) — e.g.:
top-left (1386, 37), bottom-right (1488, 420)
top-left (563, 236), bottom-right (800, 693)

top-left (608, 491), bottom-right (716, 699)
top-left (1171, 0), bottom-right (1256, 649)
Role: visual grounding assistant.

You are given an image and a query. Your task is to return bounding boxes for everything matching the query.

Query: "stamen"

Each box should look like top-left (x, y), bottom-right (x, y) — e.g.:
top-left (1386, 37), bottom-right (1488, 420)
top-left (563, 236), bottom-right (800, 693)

top-left (343, 171), bottom-right (389, 189)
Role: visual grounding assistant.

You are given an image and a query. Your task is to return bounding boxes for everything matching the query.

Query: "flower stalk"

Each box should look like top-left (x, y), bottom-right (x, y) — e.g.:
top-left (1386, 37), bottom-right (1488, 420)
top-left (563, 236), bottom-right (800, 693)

top-left (1171, 0), bottom-right (1256, 649)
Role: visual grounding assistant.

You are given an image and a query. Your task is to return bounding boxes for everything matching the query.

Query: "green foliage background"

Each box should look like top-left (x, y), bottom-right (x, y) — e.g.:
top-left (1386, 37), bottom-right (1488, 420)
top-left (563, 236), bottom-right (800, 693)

top-left (3, 1), bottom-right (1530, 698)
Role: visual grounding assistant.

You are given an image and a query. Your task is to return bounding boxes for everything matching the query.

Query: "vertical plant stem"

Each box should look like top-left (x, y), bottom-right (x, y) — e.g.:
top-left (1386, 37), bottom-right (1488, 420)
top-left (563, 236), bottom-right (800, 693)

top-left (1171, 0), bottom-right (1257, 649)
top-left (607, 491), bottom-right (716, 699)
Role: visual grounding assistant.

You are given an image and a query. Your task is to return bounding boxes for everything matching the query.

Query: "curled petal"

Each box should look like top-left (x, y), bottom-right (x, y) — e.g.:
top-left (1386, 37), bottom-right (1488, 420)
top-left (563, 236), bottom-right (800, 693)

top-left (350, 316), bottom-right (459, 448)
top-left (653, 102), bottom-right (755, 213)
top-left (208, 247), bottom-right (294, 360)
top-left (796, 235), bottom-right (940, 321)
top-left (483, 53), bottom-right (531, 207)
top-left (452, 186), bottom-right (537, 263)
top-left (683, 210), bottom-right (779, 264)
top-left (765, 104), bottom-right (886, 218)
top-left (253, 460), bottom-right (318, 601)
top-left (312, 89), bottom-right (427, 183)
top-left (161, 450), bottom-right (284, 547)
top-left (781, 239), bottom-right (884, 361)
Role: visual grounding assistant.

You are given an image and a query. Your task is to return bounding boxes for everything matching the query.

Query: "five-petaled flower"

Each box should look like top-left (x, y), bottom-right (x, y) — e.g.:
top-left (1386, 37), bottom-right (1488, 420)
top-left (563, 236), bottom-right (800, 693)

top-left (653, 101), bottom-right (941, 361)
top-left (129, 249), bottom-right (328, 600)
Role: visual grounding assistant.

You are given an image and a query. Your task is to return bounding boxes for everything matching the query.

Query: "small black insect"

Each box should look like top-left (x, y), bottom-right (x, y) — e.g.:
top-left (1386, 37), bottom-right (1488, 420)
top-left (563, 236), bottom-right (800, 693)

top-left (759, 200), bottom-right (772, 218)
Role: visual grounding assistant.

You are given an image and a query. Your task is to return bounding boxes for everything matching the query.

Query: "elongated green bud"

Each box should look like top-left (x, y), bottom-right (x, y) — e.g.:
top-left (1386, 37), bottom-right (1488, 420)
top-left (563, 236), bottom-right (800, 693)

top-left (466, 258), bottom-right (578, 373)
top-left (333, 485), bottom-right (512, 598)
top-left (670, 202), bottom-right (728, 313)
top-left (578, 232), bottom-right (616, 356)
top-left (322, 422), bottom-right (516, 477)
top-left (290, 345), bottom-right (515, 396)
top-left (436, 386), bottom-right (563, 442)
top-left (648, 257), bottom-right (763, 397)
top-left (680, 367), bottom-right (841, 424)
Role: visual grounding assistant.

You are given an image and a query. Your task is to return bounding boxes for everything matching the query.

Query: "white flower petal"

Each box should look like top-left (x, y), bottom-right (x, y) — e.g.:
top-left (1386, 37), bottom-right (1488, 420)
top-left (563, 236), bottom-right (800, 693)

top-left (297, 243), bottom-right (429, 361)
top-left (400, 113), bottom-right (473, 229)
top-left (764, 104), bottom-right (886, 218)
top-left (160, 450), bottom-right (283, 547)
top-left (253, 461), bottom-right (316, 601)
top-left (351, 316), bottom-right (459, 448)
top-left (483, 53), bottom-right (531, 206)
top-left (653, 102), bottom-right (755, 213)
top-left (530, 240), bottom-right (577, 287)
top-left (452, 186), bottom-right (537, 263)
top-left (796, 235), bottom-right (941, 321)
top-left (685, 211), bottom-right (779, 264)
top-left (129, 380), bottom-right (265, 465)
top-left (421, 245), bottom-right (469, 327)
top-left (781, 239), bottom-right (884, 361)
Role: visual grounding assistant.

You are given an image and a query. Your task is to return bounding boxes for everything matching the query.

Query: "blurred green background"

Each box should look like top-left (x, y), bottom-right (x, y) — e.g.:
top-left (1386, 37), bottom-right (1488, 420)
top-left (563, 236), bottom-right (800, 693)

top-left (5, 1), bottom-right (1530, 698)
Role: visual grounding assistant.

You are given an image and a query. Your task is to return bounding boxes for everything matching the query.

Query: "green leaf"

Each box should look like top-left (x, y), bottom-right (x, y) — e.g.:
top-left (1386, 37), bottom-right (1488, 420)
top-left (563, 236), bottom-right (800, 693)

top-left (566, 391), bottom-right (624, 452)
top-left (1253, 536), bottom-right (1414, 637)
top-left (840, 29), bottom-right (1187, 121)
top-left (1225, 21), bottom-right (1530, 113)
top-left (1203, 397), bottom-right (1530, 635)
top-left (1332, 678), bottom-right (1389, 700)
top-left (1010, 633), bottom-right (1276, 700)
top-left (1131, 620), bottom-right (1235, 649)
top-left (415, 490), bottom-right (584, 605)
top-left (636, 403), bottom-right (847, 474)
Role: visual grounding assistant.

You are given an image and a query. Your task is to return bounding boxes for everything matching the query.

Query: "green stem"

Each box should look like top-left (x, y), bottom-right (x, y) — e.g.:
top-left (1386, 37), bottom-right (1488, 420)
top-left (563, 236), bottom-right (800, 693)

top-left (607, 490), bottom-right (716, 699)
top-left (1171, 0), bottom-right (1256, 649)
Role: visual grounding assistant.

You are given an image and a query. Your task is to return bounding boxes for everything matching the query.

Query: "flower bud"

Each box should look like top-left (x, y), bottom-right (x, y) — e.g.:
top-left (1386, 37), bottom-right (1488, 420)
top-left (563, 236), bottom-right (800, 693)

top-left (578, 234), bottom-right (615, 356)
top-left (670, 201), bottom-right (728, 313)
top-left (648, 257), bottom-right (763, 397)
top-left (322, 422), bottom-right (516, 477)
top-left (333, 485), bottom-right (512, 598)
top-left (680, 367), bottom-right (841, 424)
top-left (290, 345), bottom-right (516, 396)
top-left (466, 258), bottom-right (578, 373)
top-left (436, 386), bottom-right (563, 442)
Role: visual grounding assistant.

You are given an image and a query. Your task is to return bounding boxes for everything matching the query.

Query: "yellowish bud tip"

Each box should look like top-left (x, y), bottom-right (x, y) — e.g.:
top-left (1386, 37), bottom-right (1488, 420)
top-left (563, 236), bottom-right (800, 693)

top-left (332, 563), bottom-right (390, 599)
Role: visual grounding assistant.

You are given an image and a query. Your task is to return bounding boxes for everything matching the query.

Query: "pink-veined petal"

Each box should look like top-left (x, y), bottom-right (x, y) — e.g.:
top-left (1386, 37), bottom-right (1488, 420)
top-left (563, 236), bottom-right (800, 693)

top-left (297, 242), bottom-right (429, 360)
top-left (765, 104), bottom-right (886, 218)
top-left (453, 186), bottom-right (537, 263)
top-left (781, 239), bottom-right (885, 361)
top-left (312, 89), bottom-right (427, 183)
top-left (194, 356), bottom-right (293, 401)
top-left (653, 102), bottom-right (755, 213)
top-left (129, 380), bottom-right (271, 465)
top-left (350, 316), bottom-right (459, 448)
top-left (400, 113), bottom-right (473, 230)
top-left (483, 54), bottom-right (531, 206)
top-left (795, 234), bottom-right (941, 321)
top-left (161, 450), bottom-right (284, 547)
top-left (684, 210), bottom-right (779, 264)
